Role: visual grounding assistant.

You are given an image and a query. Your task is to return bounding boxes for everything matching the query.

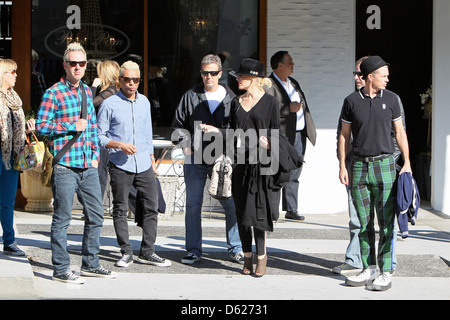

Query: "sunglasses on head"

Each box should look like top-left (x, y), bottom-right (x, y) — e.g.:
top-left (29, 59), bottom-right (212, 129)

top-left (353, 71), bottom-right (363, 77)
top-left (200, 70), bottom-right (221, 77)
top-left (121, 77), bottom-right (141, 83)
top-left (67, 61), bottom-right (87, 67)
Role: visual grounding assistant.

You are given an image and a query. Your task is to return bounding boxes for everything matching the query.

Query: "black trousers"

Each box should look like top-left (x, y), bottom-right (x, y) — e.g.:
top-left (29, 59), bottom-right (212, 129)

top-left (238, 224), bottom-right (266, 256)
top-left (109, 163), bottom-right (159, 256)
top-left (232, 164), bottom-right (267, 256)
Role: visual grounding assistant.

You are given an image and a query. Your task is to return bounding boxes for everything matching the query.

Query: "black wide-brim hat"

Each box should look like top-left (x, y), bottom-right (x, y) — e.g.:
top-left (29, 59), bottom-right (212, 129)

top-left (231, 58), bottom-right (266, 77)
top-left (360, 55), bottom-right (390, 78)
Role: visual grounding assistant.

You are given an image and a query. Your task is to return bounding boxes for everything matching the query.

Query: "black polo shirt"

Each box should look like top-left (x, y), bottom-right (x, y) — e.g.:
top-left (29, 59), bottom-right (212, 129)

top-left (340, 88), bottom-right (402, 157)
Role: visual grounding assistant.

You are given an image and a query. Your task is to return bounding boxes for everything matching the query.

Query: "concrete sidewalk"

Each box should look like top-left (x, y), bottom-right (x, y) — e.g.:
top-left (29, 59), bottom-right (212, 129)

top-left (1, 204), bottom-right (449, 301)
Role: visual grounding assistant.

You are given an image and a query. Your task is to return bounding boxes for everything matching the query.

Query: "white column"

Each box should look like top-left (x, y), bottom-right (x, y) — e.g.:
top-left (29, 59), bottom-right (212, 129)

top-left (267, 0), bottom-right (355, 214)
top-left (431, 0), bottom-right (450, 216)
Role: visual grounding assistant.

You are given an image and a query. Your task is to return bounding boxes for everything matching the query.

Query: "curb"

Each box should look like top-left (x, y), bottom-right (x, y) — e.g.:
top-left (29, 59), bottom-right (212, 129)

top-left (0, 253), bottom-right (37, 299)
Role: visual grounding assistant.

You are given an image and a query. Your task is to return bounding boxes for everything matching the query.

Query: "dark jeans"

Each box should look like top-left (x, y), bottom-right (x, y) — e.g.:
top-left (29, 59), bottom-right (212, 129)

top-left (184, 159), bottom-right (242, 258)
top-left (98, 147), bottom-right (138, 213)
top-left (109, 164), bottom-right (158, 256)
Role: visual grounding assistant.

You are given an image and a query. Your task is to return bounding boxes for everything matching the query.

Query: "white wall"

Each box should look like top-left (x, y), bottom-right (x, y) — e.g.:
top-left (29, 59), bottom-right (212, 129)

top-left (432, 0), bottom-right (450, 216)
top-left (267, 0), bottom-right (355, 214)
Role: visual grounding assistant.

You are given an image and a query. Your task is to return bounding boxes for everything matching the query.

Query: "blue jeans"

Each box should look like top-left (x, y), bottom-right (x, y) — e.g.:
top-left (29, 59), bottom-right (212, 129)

top-left (184, 159), bottom-right (242, 257)
top-left (0, 156), bottom-right (19, 247)
top-left (50, 165), bottom-right (104, 275)
top-left (345, 186), bottom-right (363, 269)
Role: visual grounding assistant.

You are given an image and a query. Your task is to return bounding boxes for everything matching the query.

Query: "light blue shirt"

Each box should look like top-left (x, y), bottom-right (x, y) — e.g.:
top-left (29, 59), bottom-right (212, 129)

top-left (97, 90), bottom-right (154, 174)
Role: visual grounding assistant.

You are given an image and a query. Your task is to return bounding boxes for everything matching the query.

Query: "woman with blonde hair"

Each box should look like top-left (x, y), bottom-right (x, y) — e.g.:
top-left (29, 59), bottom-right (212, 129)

top-left (201, 58), bottom-right (280, 277)
top-left (0, 59), bottom-right (35, 256)
top-left (91, 60), bottom-right (121, 200)
top-left (91, 60), bottom-right (120, 110)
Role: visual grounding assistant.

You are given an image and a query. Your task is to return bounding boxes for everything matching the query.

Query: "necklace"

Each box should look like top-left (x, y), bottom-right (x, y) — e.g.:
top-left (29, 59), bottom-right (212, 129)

top-left (239, 91), bottom-right (263, 112)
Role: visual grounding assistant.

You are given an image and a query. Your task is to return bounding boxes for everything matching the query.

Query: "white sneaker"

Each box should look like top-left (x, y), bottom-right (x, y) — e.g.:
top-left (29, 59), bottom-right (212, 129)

top-left (368, 272), bottom-right (392, 291)
top-left (115, 254), bottom-right (134, 268)
top-left (345, 266), bottom-right (377, 287)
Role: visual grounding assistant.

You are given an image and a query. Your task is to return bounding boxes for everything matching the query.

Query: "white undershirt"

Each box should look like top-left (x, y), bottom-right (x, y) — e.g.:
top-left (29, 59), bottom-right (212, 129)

top-left (273, 73), bottom-right (305, 131)
top-left (204, 86), bottom-right (226, 114)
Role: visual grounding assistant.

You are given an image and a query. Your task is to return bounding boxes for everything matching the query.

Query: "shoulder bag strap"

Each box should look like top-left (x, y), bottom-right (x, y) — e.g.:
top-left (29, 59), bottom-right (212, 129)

top-left (52, 84), bottom-right (88, 166)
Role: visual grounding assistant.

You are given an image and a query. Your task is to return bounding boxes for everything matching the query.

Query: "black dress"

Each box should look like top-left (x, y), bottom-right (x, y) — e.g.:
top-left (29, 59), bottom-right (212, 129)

top-left (230, 93), bottom-right (281, 232)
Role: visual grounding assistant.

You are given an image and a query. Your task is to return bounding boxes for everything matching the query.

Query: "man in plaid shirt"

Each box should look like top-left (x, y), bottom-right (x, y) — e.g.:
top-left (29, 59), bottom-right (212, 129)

top-left (37, 43), bottom-right (117, 284)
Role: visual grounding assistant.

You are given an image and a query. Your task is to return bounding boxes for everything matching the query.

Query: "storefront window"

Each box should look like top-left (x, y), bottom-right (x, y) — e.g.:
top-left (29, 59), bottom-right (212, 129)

top-left (0, 1), bottom-right (12, 58)
top-left (31, 0), bottom-right (143, 114)
top-left (31, 0), bottom-right (260, 130)
top-left (148, 0), bottom-right (259, 136)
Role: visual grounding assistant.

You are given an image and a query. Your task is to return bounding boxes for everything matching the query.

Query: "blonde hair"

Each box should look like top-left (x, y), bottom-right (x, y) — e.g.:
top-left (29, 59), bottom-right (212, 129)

top-left (63, 42), bottom-right (86, 62)
top-left (254, 77), bottom-right (272, 91)
top-left (97, 60), bottom-right (120, 91)
top-left (120, 60), bottom-right (140, 77)
top-left (0, 59), bottom-right (17, 88)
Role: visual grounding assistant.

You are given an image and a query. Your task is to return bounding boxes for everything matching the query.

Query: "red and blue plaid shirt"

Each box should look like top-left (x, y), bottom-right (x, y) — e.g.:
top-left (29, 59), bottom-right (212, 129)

top-left (37, 77), bottom-right (100, 168)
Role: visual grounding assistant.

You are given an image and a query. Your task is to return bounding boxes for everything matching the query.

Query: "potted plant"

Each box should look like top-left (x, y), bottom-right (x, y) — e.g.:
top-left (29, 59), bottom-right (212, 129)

top-left (19, 110), bottom-right (53, 212)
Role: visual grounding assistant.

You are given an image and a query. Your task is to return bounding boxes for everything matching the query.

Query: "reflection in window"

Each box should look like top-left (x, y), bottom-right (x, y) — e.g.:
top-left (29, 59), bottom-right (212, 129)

top-left (149, 0), bottom-right (258, 100)
top-left (31, 0), bottom-right (144, 114)
top-left (148, 0), bottom-right (259, 135)
top-left (30, 0), bottom-right (259, 129)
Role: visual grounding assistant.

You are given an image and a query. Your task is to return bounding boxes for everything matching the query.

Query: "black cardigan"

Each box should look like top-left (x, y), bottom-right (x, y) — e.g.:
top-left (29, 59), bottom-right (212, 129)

top-left (230, 93), bottom-right (302, 231)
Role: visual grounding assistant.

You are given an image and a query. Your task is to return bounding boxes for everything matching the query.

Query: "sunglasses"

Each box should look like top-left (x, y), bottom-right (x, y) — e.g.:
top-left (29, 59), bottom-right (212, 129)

top-left (353, 71), bottom-right (363, 77)
top-left (5, 70), bottom-right (17, 75)
top-left (67, 61), bottom-right (87, 67)
top-left (121, 77), bottom-right (141, 83)
top-left (200, 70), bottom-right (221, 77)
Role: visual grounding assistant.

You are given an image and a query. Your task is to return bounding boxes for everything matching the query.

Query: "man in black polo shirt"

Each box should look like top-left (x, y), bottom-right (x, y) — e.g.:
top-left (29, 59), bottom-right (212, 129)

top-left (338, 56), bottom-right (411, 291)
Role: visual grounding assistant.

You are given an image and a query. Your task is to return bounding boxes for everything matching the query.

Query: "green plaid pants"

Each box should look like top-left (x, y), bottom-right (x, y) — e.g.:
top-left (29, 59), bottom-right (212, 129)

top-left (351, 156), bottom-right (396, 272)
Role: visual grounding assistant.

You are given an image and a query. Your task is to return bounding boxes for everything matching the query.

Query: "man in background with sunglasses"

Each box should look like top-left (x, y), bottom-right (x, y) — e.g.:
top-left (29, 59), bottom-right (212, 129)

top-left (332, 56), bottom-right (368, 276)
top-left (37, 42), bottom-right (116, 284)
top-left (172, 54), bottom-right (243, 265)
top-left (97, 60), bottom-right (171, 269)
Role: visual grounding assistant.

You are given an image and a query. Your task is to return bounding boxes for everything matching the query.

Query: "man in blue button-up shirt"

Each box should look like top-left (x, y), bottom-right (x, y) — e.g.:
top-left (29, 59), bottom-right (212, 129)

top-left (97, 60), bottom-right (171, 268)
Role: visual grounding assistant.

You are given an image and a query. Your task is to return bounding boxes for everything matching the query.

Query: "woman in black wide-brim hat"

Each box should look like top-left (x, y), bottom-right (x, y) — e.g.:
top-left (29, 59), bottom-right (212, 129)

top-left (201, 58), bottom-right (281, 277)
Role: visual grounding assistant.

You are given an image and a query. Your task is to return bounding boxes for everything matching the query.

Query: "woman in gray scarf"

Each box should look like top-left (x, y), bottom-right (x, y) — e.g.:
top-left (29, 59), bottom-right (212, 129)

top-left (0, 59), bottom-right (35, 256)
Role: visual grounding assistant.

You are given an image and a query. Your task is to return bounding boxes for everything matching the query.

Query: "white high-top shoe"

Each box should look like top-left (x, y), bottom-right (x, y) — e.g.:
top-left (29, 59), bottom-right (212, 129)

top-left (345, 265), bottom-right (377, 287)
top-left (368, 272), bottom-right (392, 291)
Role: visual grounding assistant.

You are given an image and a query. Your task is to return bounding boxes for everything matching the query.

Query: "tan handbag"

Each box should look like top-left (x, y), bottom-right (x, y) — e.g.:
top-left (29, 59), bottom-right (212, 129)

top-left (13, 132), bottom-right (45, 171)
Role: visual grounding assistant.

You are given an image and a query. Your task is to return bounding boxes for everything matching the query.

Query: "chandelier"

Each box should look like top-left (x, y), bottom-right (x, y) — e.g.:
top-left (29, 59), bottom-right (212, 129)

top-left (186, 0), bottom-right (220, 45)
top-left (69, 0), bottom-right (120, 58)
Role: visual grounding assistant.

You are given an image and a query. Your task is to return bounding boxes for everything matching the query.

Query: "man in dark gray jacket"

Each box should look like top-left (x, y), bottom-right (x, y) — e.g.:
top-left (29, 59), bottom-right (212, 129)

top-left (172, 54), bottom-right (243, 265)
top-left (266, 51), bottom-right (317, 221)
